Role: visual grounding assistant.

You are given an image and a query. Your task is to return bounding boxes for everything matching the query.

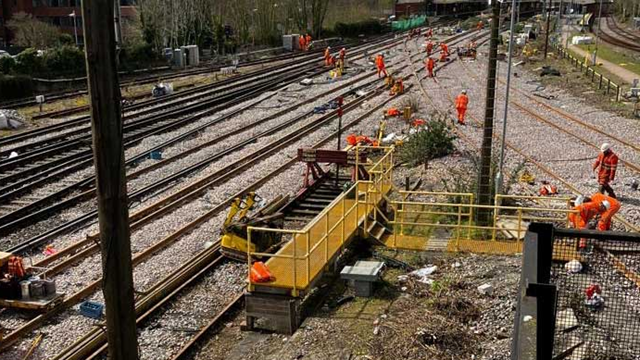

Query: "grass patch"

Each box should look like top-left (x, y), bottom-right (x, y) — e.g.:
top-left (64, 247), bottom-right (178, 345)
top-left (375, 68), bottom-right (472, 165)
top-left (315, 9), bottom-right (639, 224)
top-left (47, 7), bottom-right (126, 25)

top-left (577, 42), bottom-right (640, 77)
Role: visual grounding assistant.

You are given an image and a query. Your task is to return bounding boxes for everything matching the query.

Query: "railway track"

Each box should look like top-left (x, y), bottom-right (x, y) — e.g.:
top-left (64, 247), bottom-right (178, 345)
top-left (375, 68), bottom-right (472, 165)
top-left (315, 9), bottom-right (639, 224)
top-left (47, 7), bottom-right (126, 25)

top-left (421, 35), bottom-right (640, 233)
top-left (0, 47), bottom-right (334, 110)
top-left (0, 35), bottom-right (406, 239)
top-left (0, 28), bottom-right (481, 358)
top-left (600, 17), bottom-right (640, 52)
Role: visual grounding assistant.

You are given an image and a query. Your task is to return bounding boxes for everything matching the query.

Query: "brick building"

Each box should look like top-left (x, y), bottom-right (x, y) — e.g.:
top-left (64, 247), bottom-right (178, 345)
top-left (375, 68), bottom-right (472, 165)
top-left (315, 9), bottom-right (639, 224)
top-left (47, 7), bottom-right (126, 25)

top-left (0, 0), bottom-right (136, 47)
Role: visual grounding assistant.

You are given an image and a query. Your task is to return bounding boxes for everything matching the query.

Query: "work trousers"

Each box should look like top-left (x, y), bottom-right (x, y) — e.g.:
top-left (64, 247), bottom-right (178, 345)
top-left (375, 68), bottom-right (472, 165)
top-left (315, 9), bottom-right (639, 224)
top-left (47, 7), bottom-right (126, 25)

top-left (598, 183), bottom-right (616, 199)
top-left (456, 107), bottom-right (466, 124)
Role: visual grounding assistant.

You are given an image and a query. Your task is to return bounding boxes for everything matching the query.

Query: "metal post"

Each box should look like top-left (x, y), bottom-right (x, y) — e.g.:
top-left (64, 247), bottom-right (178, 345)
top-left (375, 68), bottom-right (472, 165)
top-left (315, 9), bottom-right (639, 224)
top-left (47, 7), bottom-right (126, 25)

top-left (336, 96), bottom-right (343, 185)
top-left (496, 0), bottom-right (518, 195)
top-left (593, 0), bottom-right (604, 65)
top-left (72, 12), bottom-right (79, 46)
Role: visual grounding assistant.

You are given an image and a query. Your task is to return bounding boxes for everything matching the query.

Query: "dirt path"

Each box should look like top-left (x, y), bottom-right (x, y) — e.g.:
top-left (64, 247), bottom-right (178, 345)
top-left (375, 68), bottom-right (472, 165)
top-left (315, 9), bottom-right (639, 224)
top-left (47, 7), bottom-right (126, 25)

top-left (568, 44), bottom-right (639, 85)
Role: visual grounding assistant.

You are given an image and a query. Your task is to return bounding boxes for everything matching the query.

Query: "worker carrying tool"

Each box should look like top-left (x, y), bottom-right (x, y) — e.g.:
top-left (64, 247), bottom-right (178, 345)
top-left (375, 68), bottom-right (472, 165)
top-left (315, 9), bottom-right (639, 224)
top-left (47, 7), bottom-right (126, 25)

top-left (324, 46), bottom-right (332, 66)
top-left (593, 143), bottom-right (619, 198)
top-left (425, 57), bottom-right (435, 77)
top-left (455, 90), bottom-right (469, 125)
top-left (569, 193), bottom-right (621, 236)
top-left (390, 78), bottom-right (404, 96)
top-left (298, 35), bottom-right (306, 51)
top-left (426, 41), bottom-right (434, 56)
top-left (375, 53), bottom-right (388, 78)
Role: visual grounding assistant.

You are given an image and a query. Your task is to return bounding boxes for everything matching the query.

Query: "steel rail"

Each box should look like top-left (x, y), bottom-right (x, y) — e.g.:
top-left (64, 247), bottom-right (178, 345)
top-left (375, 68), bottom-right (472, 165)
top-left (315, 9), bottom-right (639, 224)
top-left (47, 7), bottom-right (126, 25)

top-left (0, 33), bottom-right (408, 241)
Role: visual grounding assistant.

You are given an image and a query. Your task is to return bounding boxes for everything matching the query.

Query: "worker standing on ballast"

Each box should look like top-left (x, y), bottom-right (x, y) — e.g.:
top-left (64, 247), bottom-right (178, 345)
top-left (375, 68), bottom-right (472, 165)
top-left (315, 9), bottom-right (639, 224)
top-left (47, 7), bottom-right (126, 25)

top-left (477, 21), bottom-right (484, 30)
top-left (426, 41), bottom-right (434, 56)
top-left (455, 90), bottom-right (469, 125)
top-left (299, 35), bottom-right (306, 51)
top-left (305, 34), bottom-right (312, 49)
top-left (339, 48), bottom-right (346, 63)
top-left (324, 46), bottom-right (331, 66)
top-left (376, 53), bottom-right (388, 78)
top-left (425, 57), bottom-right (435, 78)
top-left (593, 143), bottom-right (619, 198)
top-left (440, 42), bottom-right (449, 57)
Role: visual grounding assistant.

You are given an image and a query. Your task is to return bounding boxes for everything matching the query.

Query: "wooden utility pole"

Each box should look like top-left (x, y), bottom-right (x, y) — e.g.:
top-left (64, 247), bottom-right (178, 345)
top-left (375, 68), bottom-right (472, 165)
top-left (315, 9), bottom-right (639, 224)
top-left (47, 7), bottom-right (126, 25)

top-left (477, 0), bottom-right (501, 224)
top-left (81, 0), bottom-right (139, 359)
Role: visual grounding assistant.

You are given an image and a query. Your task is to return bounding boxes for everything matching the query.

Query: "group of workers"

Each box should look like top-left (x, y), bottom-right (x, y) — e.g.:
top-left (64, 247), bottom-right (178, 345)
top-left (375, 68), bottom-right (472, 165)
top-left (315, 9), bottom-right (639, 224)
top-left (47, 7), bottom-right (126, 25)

top-left (324, 46), bottom-right (347, 73)
top-left (298, 34), bottom-right (312, 51)
top-left (563, 143), bottom-right (623, 246)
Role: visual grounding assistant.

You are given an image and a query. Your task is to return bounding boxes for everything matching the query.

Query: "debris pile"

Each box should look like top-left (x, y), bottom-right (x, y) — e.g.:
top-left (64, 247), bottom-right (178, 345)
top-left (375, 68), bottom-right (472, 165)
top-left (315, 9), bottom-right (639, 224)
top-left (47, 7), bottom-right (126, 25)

top-left (0, 109), bottom-right (25, 130)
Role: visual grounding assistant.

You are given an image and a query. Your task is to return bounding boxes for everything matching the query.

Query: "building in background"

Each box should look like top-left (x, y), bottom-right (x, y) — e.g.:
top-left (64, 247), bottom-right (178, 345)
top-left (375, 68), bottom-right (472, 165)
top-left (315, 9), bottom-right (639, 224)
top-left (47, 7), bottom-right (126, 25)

top-left (0, 0), bottom-right (136, 47)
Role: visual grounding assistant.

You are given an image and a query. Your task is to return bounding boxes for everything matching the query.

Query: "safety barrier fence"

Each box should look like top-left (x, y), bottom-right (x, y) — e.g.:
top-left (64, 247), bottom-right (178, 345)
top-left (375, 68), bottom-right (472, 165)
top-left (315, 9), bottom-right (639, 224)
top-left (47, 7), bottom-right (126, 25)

top-left (552, 42), bottom-right (622, 102)
top-left (387, 192), bottom-right (575, 254)
top-left (512, 224), bottom-right (640, 359)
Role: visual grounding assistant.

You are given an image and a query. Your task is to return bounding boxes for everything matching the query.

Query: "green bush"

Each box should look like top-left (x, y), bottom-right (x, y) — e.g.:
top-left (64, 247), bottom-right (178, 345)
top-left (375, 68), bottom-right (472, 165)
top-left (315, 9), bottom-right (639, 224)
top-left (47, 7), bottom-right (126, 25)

top-left (43, 45), bottom-right (85, 76)
top-left (57, 33), bottom-right (75, 46)
top-left (335, 19), bottom-right (385, 38)
top-left (0, 74), bottom-right (34, 100)
top-left (119, 42), bottom-right (159, 71)
top-left (399, 119), bottom-right (457, 168)
top-left (14, 48), bottom-right (44, 75)
top-left (0, 56), bottom-right (16, 74)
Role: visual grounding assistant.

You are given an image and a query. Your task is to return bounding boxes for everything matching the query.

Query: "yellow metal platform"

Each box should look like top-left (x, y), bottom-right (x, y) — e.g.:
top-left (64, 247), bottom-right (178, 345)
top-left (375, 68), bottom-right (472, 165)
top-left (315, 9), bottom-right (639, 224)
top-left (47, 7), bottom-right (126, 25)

top-left (263, 197), bottom-right (364, 291)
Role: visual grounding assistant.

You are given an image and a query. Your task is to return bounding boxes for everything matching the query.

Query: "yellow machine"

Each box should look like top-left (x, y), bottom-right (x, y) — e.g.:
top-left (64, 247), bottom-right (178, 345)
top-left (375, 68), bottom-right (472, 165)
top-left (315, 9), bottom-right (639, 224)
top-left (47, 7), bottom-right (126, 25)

top-left (220, 192), bottom-right (288, 261)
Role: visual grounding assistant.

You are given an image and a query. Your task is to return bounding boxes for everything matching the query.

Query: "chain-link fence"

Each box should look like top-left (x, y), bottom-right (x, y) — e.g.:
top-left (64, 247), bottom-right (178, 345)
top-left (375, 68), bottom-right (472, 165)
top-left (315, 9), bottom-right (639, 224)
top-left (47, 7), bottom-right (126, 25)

top-left (512, 224), bottom-right (640, 360)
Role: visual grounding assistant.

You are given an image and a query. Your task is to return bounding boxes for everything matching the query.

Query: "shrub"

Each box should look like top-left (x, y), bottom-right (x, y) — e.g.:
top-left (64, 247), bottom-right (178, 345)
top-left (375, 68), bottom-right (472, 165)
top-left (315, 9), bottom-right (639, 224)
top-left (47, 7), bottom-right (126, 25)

top-left (0, 56), bottom-right (16, 74)
top-left (14, 48), bottom-right (44, 75)
top-left (57, 33), bottom-right (75, 46)
top-left (120, 42), bottom-right (160, 71)
top-left (0, 74), bottom-right (34, 100)
top-left (399, 118), bottom-right (456, 168)
top-left (43, 45), bottom-right (85, 76)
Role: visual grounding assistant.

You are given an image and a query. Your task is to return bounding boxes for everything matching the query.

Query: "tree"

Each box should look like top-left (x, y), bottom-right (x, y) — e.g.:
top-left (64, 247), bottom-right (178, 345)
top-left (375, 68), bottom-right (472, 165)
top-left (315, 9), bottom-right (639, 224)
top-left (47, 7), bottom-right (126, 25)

top-left (7, 12), bottom-right (60, 49)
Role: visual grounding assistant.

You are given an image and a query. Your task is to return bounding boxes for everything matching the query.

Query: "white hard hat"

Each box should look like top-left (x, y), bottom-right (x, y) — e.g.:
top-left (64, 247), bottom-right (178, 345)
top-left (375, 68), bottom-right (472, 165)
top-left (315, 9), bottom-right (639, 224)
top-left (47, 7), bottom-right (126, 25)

top-left (601, 200), bottom-right (611, 211)
top-left (342, 48), bottom-right (345, 50)
top-left (461, 89), bottom-right (467, 94)
top-left (575, 195), bottom-right (584, 206)
top-left (601, 143), bottom-right (611, 152)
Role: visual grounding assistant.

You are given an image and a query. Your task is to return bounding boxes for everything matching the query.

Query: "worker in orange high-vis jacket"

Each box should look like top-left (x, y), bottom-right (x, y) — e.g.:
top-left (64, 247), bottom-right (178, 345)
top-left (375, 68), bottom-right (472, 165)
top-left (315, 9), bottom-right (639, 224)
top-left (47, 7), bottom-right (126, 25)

top-left (593, 143), bottom-right (619, 198)
top-left (426, 41), bottom-right (434, 56)
top-left (298, 35), bottom-right (306, 51)
top-left (376, 53), bottom-right (388, 78)
top-left (569, 193), bottom-right (620, 232)
top-left (455, 90), bottom-right (469, 125)
top-left (339, 48), bottom-right (346, 63)
top-left (324, 46), bottom-right (331, 66)
top-left (305, 34), bottom-right (312, 48)
top-left (440, 42), bottom-right (449, 56)
top-left (425, 57), bottom-right (435, 77)
top-left (477, 21), bottom-right (484, 30)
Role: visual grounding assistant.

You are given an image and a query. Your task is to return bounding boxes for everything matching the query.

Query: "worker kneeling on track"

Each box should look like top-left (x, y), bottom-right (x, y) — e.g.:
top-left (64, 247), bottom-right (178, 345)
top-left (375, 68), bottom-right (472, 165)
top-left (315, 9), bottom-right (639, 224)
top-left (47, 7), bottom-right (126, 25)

top-left (569, 193), bottom-right (621, 247)
top-left (390, 78), bottom-right (404, 96)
